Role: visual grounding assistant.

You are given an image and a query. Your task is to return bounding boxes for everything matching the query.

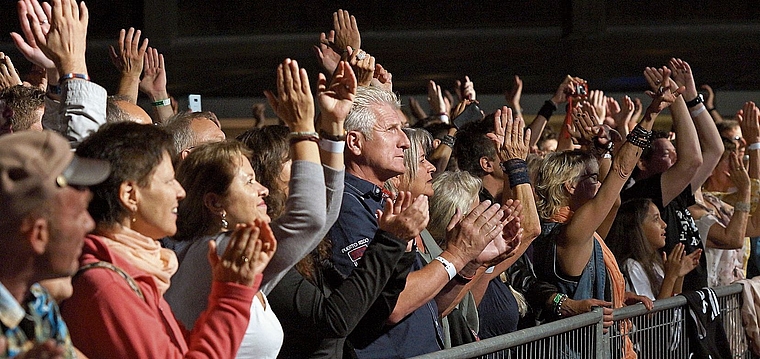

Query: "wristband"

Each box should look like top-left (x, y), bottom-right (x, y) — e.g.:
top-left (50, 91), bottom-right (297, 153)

top-left (748, 143), bottom-right (760, 151)
top-left (58, 73), bottom-right (90, 83)
top-left (537, 100), bottom-right (557, 119)
top-left (318, 138), bottom-right (345, 153)
top-left (626, 124), bottom-right (653, 149)
top-left (707, 107), bottom-right (716, 112)
top-left (288, 131), bottom-right (319, 144)
top-left (434, 256), bottom-right (457, 281)
top-left (690, 104), bottom-right (706, 118)
top-left (151, 98), bottom-right (171, 107)
top-left (685, 93), bottom-right (704, 108)
top-left (318, 129), bottom-right (347, 142)
top-left (735, 202), bottom-right (751, 213)
top-left (500, 158), bottom-right (530, 188)
top-left (440, 134), bottom-right (456, 148)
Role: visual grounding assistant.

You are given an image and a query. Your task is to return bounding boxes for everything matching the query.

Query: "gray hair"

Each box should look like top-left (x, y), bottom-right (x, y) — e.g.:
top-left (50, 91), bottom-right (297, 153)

top-left (428, 171), bottom-right (482, 247)
top-left (161, 110), bottom-right (220, 159)
top-left (345, 86), bottom-right (400, 141)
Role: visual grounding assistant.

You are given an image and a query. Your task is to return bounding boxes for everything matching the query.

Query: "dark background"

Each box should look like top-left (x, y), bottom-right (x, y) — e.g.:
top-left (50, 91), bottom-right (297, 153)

top-left (1, 0), bottom-right (760, 99)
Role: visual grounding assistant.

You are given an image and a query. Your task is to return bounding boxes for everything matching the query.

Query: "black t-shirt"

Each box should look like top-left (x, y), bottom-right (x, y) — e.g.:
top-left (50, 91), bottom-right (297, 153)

top-left (477, 277), bottom-right (519, 339)
top-left (622, 173), bottom-right (707, 290)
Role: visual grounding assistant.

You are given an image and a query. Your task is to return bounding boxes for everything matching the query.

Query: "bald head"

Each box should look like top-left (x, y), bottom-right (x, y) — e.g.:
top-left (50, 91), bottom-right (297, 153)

top-left (115, 100), bottom-right (153, 125)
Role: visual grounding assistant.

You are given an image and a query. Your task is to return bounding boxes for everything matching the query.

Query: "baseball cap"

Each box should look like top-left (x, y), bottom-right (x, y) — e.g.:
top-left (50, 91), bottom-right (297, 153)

top-left (0, 131), bottom-right (110, 222)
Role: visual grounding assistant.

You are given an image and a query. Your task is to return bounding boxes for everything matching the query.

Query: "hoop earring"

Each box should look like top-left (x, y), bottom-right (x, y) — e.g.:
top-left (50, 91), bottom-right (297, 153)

top-left (220, 211), bottom-right (229, 232)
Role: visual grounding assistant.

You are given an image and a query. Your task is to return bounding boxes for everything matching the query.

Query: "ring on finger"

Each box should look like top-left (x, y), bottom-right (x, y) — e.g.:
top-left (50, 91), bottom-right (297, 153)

top-left (41, 19), bottom-right (49, 25)
top-left (239, 255), bottom-right (250, 265)
top-left (356, 51), bottom-right (367, 60)
top-left (657, 86), bottom-right (666, 94)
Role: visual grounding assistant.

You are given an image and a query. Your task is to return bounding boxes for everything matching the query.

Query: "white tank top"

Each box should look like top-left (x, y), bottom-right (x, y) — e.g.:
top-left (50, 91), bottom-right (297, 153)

top-left (235, 292), bottom-right (284, 359)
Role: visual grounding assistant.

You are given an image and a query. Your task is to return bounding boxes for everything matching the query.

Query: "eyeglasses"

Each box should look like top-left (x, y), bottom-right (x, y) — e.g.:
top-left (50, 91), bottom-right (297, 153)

top-left (577, 173), bottom-right (599, 185)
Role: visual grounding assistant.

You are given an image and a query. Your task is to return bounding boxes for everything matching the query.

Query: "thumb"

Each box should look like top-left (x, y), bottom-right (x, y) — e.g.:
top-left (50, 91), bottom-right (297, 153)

top-left (662, 251), bottom-right (667, 263)
top-left (447, 208), bottom-right (462, 232)
top-left (207, 240), bottom-right (219, 267)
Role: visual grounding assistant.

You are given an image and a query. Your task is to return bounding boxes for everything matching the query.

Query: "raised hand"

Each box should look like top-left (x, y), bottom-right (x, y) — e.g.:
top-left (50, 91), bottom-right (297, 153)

top-left (455, 76), bottom-right (476, 101)
top-left (681, 248), bottom-right (702, 277)
top-left (264, 59), bottom-right (315, 133)
top-left (428, 80), bottom-right (447, 118)
top-left (727, 152), bottom-right (750, 195)
top-left (505, 75), bottom-right (523, 115)
top-left (552, 75), bottom-right (585, 105)
top-left (702, 84), bottom-right (716, 109)
top-left (486, 106), bottom-right (531, 161)
top-left (377, 191), bottom-right (430, 242)
top-left (208, 221), bottom-right (276, 286)
top-left (347, 46), bottom-right (375, 86)
top-left (445, 200), bottom-right (505, 265)
top-left (370, 64), bottom-right (392, 92)
top-left (0, 53), bottom-right (23, 89)
top-left (313, 31), bottom-right (341, 75)
top-left (139, 47), bottom-right (168, 99)
top-left (317, 60), bottom-right (356, 124)
top-left (588, 90), bottom-right (606, 122)
top-left (663, 243), bottom-right (686, 279)
top-left (643, 67), bottom-right (684, 113)
top-left (611, 96), bottom-right (635, 135)
top-left (407, 96), bottom-right (428, 121)
top-left (570, 103), bottom-right (603, 145)
top-left (109, 28), bottom-right (148, 81)
top-left (332, 9), bottom-right (361, 54)
top-left (11, 0), bottom-right (54, 69)
top-left (668, 58), bottom-right (698, 100)
top-left (30, 0), bottom-right (89, 75)
top-left (740, 102), bottom-right (760, 146)
top-left (476, 199), bottom-right (524, 265)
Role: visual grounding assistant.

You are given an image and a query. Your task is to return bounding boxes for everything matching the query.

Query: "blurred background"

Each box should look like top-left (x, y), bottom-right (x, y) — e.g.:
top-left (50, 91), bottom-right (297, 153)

top-left (2, 0), bottom-right (759, 134)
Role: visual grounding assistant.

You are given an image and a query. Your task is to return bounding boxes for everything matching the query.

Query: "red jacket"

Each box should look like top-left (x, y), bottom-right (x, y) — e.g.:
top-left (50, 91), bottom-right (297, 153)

top-left (61, 234), bottom-right (259, 358)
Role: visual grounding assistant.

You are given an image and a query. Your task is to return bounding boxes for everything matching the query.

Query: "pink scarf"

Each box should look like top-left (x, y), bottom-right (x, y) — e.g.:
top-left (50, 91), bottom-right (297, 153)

top-left (100, 227), bottom-right (178, 295)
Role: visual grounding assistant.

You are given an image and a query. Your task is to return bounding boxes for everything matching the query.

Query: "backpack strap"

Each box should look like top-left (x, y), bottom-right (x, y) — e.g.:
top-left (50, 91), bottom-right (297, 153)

top-left (75, 261), bottom-right (145, 301)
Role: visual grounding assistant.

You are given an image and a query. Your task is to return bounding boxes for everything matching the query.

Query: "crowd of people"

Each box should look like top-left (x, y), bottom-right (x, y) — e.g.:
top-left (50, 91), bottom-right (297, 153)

top-left (0, 1), bottom-right (756, 358)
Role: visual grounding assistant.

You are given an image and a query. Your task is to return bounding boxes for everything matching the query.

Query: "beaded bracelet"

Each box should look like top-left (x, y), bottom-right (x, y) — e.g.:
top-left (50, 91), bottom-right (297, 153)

top-left (626, 125), bottom-right (652, 149)
top-left (735, 202), bottom-right (751, 213)
top-left (440, 134), bottom-right (456, 148)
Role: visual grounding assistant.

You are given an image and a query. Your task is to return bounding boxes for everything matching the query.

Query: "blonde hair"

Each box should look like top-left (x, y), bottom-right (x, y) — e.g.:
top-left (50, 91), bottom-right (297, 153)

top-left (534, 150), bottom-right (595, 219)
top-left (428, 171), bottom-right (482, 248)
top-left (345, 86), bottom-right (400, 141)
top-left (384, 128), bottom-right (433, 194)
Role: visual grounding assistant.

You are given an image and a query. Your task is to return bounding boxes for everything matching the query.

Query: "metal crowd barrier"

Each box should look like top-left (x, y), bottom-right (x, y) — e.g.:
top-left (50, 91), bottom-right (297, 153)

top-left (410, 283), bottom-right (751, 359)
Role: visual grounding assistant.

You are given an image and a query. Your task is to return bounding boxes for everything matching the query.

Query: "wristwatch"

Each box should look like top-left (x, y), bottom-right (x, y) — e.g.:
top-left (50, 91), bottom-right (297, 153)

top-left (685, 93), bottom-right (704, 108)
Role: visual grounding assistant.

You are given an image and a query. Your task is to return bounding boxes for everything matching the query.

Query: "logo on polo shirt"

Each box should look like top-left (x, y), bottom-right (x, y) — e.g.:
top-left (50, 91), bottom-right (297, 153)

top-left (342, 237), bottom-right (371, 266)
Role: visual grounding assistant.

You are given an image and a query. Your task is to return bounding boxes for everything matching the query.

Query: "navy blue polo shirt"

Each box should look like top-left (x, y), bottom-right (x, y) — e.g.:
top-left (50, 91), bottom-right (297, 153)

top-left (328, 172), bottom-right (386, 277)
top-left (328, 172), bottom-right (443, 357)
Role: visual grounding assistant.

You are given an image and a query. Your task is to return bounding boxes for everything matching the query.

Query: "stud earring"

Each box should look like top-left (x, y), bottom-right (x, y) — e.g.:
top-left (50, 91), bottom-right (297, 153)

top-left (221, 211), bottom-right (229, 231)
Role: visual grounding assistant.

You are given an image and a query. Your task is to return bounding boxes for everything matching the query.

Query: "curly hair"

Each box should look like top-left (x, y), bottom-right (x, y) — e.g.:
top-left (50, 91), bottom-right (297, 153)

top-left (0, 85), bottom-right (44, 131)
